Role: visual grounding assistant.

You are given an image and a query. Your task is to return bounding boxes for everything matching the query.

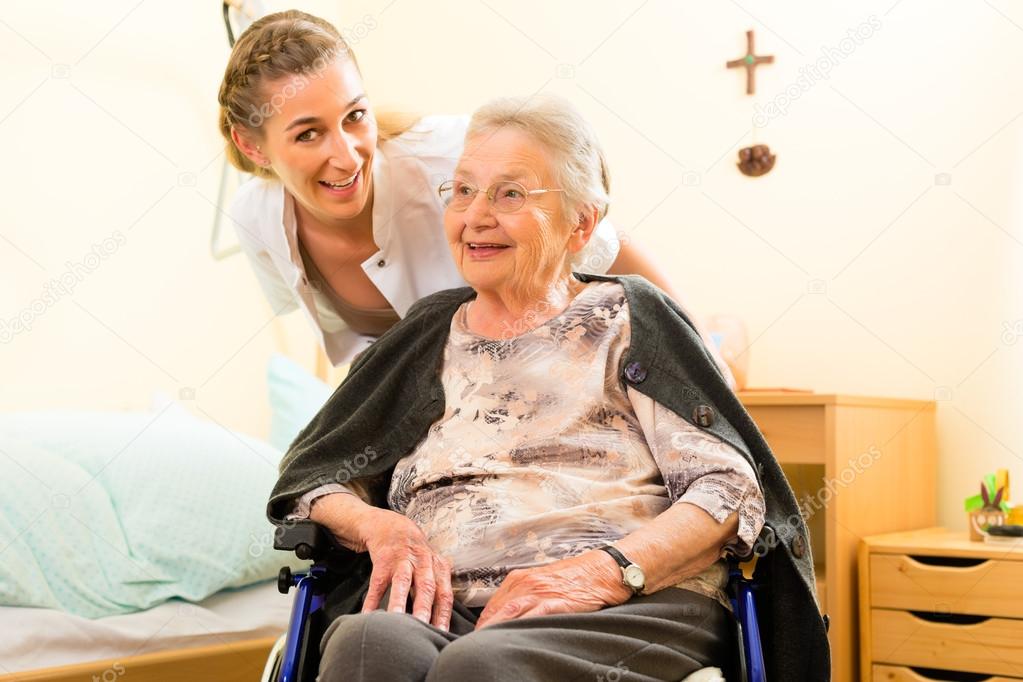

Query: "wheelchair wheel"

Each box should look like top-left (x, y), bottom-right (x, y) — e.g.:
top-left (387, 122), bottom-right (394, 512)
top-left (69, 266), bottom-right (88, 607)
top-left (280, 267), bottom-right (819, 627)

top-left (260, 634), bottom-right (287, 682)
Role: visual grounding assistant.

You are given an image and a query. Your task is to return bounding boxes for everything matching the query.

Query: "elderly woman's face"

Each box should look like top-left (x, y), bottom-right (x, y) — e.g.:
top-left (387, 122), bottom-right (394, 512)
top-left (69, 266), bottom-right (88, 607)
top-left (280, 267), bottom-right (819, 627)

top-left (444, 128), bottom-right (570, 299)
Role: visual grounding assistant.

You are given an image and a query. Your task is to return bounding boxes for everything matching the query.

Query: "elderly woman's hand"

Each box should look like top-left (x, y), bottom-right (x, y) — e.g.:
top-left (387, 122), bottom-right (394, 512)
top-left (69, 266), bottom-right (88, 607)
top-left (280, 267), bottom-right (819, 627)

top-left (309, 494), bottom-right (454, 630)
top-left (475, 549), bottom-right (632, 629)
top-left (357, 507), bottom-right (455, 629)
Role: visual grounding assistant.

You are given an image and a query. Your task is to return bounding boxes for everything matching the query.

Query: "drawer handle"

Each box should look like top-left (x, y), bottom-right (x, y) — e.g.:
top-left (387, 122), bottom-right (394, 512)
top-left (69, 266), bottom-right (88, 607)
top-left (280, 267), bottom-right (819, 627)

top-left (908, 610), bottom-right (991, 625)
top-left (908, 666), bottom-right (999, 681)
top-left (907, 554), bottom-right (990, 569)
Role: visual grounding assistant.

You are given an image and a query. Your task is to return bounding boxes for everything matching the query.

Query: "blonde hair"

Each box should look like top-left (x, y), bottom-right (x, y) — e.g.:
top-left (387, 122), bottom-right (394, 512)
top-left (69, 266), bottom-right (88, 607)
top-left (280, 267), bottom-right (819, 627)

top-left (217, 10), bottom-right (418, 179)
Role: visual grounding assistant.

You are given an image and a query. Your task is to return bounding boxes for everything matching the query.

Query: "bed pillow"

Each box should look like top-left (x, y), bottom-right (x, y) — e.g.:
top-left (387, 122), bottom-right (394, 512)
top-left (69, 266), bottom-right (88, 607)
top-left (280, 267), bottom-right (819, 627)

top-left (267, 353), bottom-right (333, 451)
top-left (0, 409), bottom-right (308, 618)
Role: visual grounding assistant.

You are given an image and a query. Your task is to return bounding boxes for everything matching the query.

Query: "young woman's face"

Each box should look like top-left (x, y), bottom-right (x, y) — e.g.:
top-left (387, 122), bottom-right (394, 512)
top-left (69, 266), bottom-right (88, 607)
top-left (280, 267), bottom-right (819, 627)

top-left (259, 58), bottom-right (378, 224)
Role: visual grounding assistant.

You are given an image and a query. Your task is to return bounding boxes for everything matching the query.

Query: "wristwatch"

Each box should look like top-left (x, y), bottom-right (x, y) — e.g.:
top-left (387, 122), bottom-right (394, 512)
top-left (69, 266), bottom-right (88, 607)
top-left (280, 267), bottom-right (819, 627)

top-left (598, 545), bottom-right (646, 595)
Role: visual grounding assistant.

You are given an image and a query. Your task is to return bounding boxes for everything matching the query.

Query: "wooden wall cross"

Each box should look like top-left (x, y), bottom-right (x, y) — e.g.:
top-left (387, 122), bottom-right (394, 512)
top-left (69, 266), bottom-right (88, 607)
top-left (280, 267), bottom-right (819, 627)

top-left (727, 30), bottom-right (774, 95)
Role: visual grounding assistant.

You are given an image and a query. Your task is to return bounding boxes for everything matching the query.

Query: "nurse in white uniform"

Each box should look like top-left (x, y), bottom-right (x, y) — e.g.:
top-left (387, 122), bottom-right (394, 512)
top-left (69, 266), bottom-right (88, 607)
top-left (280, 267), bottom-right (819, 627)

top-left (217, 9), bottom-right (734, 386)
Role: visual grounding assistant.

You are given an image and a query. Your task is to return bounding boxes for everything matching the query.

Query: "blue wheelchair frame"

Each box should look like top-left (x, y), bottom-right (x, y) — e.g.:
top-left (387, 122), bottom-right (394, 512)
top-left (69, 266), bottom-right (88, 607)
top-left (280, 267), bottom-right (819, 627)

top-left (268, 520), bottom-right (767, 682)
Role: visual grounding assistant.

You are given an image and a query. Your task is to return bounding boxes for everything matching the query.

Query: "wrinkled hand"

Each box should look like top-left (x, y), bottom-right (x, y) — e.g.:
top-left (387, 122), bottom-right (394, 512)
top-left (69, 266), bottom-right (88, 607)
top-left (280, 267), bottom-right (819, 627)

top-left (475, 550), bottom-right (633, 629)
top-left (357, 507), bottom-right (454, 631)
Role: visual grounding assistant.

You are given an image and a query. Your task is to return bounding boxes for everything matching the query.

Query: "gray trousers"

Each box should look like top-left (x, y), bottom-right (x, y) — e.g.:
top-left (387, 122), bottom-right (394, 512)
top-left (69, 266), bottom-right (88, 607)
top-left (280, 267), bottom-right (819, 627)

top-left (317, 587), bottom-right (734, 682)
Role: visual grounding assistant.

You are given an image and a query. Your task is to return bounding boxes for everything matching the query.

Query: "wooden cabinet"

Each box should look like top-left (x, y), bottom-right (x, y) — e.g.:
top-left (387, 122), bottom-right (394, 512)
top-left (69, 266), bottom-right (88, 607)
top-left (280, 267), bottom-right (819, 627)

top-left (737, 392), bottom-right (937, 682)
top-left (859, 527), bottom-right (1023, 681)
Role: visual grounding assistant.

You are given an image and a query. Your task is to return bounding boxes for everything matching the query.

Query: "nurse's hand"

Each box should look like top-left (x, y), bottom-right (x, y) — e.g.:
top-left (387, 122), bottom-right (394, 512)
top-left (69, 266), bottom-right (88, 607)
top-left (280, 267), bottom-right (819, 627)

top-left (310, 494), bottom-right (454, 630)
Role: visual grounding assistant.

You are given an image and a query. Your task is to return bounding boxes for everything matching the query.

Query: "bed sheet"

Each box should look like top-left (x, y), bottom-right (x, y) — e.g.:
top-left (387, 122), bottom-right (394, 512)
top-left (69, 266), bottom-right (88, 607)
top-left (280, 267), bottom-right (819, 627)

top-left (0, 579), bottom-right (291, 673)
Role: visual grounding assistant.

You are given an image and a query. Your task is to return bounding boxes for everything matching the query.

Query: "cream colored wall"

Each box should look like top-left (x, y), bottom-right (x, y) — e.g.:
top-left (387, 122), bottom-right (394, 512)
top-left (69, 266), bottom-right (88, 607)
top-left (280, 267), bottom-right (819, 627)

top-left (2, 0), bottom-right (1019, 530)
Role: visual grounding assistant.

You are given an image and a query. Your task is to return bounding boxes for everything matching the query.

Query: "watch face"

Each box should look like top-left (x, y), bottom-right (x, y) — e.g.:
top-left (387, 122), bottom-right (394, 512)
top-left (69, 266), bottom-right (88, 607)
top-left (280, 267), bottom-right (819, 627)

top-left (623, 564), bottom-right (645, 589)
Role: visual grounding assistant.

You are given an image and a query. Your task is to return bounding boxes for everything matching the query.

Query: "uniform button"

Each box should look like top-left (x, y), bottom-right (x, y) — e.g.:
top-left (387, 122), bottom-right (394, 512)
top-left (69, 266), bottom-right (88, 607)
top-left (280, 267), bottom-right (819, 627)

top-left (377, 259), bottom-right (386, 267)
top-left (693, 404), bottom-right (715, 427)
top-left (624, 361), bottom-right (647, 383)
top-left (791, 533), bottom-right (807, 559)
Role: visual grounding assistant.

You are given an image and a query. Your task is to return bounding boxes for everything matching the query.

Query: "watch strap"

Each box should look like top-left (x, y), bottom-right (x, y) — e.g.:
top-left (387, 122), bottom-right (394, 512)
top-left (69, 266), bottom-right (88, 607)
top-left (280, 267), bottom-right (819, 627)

top-left (598, 545), bottom-right (645, 595)
top-left (598, 544), bottom-right (633, 570)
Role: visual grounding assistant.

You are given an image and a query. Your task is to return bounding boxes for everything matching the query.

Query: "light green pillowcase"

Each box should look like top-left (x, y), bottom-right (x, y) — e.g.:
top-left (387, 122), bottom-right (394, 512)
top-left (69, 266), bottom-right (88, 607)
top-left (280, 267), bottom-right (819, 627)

top-left (0, 409), bottom-right (306, 618)
top-left (267, 353), bottom-right (333, 452)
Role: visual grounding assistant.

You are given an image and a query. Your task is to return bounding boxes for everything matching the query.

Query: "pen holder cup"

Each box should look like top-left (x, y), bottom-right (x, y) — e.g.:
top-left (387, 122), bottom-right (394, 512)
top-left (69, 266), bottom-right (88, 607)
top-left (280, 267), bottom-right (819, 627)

top-left (968, 509), bottom-right (1006, 541)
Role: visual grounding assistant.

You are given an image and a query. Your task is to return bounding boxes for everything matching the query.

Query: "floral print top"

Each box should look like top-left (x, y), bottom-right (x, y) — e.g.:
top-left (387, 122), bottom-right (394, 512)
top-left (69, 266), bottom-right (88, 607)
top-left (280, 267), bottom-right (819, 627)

top-left (381, 281), bottom-right (765, 609)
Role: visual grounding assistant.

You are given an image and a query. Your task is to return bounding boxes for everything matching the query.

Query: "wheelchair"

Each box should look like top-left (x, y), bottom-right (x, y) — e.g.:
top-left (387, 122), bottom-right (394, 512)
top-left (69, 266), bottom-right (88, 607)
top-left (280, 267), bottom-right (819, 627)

top-left (261, 520), bottom-right (767, 682)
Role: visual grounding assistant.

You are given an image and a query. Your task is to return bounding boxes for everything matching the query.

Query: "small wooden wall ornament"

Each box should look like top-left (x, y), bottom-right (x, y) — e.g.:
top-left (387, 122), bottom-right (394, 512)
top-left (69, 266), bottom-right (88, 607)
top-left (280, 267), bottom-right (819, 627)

top-left (737, 144), bottom-right (776, 177)
top-left (727, 30), bottom-right (777, 177)
top-left (726, 30), bottom-right (774, 96)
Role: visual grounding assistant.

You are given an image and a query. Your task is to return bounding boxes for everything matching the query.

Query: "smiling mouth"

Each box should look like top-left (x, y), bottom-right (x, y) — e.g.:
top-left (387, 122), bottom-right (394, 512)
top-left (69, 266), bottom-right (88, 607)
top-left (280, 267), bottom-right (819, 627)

top-left (467, 242), bottom-right (509, 250)
top-left (319, 171), bottom-right (359, 190)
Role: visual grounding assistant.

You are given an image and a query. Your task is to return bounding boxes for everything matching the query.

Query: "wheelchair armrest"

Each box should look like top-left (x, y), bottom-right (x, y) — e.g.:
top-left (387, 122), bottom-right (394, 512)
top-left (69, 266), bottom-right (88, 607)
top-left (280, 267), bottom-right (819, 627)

top-left (274, 520), bottom-right (349, 562)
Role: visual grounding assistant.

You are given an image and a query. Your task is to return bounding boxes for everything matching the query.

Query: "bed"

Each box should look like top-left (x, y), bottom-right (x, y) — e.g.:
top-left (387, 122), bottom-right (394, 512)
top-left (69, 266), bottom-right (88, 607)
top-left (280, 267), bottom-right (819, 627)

top-left (0, 581), bottom-right (289, 681)
top-left (0, 352), bottom-right (339, 682)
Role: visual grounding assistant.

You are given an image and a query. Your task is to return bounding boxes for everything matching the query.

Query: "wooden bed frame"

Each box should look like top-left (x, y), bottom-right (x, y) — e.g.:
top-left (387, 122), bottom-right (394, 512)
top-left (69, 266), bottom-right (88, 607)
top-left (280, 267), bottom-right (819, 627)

top-left (0, 636), bottom-right (278, 682)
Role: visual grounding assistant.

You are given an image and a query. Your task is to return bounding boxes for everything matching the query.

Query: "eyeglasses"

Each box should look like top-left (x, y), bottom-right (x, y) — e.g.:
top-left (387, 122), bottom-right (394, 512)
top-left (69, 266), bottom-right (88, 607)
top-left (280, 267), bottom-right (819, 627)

top-left (437, 179), bottom-right (564, 214)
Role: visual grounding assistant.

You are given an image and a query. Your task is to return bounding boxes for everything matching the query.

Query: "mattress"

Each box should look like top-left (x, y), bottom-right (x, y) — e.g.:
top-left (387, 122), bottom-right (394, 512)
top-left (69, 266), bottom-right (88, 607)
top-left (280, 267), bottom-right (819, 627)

top-left (0, 579), bottom-right (292, 673)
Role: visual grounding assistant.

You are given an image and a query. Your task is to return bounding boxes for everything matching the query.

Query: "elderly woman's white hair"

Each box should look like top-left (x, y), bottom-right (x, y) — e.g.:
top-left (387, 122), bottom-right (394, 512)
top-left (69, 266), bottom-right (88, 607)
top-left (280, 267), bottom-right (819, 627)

top-left (466, 94), bottom-right (612, 223)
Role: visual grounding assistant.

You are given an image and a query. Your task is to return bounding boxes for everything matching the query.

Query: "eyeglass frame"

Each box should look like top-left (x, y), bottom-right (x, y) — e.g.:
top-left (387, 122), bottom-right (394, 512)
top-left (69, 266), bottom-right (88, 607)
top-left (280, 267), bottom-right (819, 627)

top-left (437, 178), bottom-right (565, 213)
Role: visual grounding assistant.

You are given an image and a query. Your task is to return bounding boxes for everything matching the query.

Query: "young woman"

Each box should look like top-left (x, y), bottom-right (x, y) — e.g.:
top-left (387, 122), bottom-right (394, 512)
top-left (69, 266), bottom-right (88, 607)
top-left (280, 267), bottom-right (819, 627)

top-left (217, 10), bottom-right (734, 387)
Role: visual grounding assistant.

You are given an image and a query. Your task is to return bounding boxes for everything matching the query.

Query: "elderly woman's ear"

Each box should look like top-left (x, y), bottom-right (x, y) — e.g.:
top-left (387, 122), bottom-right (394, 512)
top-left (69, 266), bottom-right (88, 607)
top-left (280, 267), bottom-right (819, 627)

top-left (566, 206), bottom-right (600, 255)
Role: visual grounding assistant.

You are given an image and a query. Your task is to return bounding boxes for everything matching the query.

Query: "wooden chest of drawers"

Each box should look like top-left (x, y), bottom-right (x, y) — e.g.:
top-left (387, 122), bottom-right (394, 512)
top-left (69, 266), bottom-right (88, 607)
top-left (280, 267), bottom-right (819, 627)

top-left (739, 392), bottom-right (936, 681)
top-left (860, 527), bottom-right (1023, 681)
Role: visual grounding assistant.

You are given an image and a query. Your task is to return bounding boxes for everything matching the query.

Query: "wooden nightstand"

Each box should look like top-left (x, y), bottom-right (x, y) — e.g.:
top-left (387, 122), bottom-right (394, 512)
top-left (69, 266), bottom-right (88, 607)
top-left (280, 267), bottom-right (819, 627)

top-left (859, 527), bottom-right (1023, 681)
top-left (738, 392), bottom-right (936, 682)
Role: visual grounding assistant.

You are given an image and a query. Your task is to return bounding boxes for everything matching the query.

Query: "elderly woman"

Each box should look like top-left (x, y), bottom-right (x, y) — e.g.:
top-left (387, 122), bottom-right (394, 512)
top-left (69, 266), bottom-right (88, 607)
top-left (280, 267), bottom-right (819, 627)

top-left (268, 96), bottom-right (829, 681)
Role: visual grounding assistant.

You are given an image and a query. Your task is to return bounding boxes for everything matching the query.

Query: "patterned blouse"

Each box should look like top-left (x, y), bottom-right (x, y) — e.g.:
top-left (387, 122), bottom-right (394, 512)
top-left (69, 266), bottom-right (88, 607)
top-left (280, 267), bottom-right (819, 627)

top-left (294, 281), bottom-right (765, 610)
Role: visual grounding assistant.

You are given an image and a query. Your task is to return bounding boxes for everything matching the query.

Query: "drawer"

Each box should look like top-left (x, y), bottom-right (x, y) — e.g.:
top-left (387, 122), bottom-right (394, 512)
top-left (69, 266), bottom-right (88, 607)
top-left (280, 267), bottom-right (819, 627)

top-left (872, 609), bottom-right (1023, 678)
top-left (871, 554), bottom-right (1023, 617)
top-left (873, 664), bottom-right (1023, 681)
top-left (743, 405), bottom-right (825, 464)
